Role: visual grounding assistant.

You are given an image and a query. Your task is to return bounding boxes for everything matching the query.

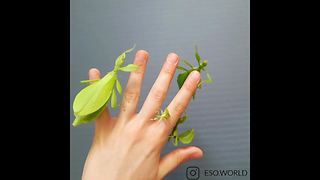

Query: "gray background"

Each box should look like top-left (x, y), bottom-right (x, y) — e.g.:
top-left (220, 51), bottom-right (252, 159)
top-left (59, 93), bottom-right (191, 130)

top-left (70, 0), bottom-right (250, 179)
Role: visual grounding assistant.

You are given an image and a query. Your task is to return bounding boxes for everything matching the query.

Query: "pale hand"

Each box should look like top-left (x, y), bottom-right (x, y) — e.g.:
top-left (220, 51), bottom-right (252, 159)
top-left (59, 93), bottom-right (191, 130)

top-left (82, 50), bottom-right (203, 180)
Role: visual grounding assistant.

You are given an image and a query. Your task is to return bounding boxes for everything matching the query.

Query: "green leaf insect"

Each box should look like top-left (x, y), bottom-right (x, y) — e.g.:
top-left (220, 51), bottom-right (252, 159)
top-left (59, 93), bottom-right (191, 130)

top-left (168, 113), bottom-right (188, 146)
top-left (72, 45), bottom-right (138, 127)
top-left (169, 46), bottom-right (213, 146)
top-left (176, 46), bottom-right (213, 99)
top-left (73, 102), bottom-right (106, 127)
top-left (168, 126), bottom-right (195, 146)
top-left (154, 108), bottom-right (170, 121)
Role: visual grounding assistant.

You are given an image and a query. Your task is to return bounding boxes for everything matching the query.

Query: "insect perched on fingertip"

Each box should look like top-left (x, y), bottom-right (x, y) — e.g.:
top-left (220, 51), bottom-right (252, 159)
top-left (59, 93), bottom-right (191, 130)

top-left (72, 45), bottom-right (139, 127)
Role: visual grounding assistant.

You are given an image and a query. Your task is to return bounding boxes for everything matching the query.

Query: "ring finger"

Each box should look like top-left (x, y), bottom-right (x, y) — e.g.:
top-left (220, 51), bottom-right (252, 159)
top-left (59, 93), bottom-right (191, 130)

top-left (138, 53), bottom-right (179, 122)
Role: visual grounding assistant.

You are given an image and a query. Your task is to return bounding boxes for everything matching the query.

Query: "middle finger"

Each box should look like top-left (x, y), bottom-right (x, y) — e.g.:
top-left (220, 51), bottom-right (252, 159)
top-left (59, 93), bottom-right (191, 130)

top-left (138, 53), bottom-right (179, 121)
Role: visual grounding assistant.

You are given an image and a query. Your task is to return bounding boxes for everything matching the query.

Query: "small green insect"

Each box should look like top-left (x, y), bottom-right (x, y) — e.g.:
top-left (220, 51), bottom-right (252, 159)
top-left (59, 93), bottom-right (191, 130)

top-left (177, 46), bottom-right (213, 99)
top-left (168, 46), bottom-right (213, 146)
top-left (168, 114), bottom-right (195, 146)
top-left (154, 109), bottom-right (195, 146)
top-left (72, 45), bottom-right (138, 127)
top-left (154, 108), bottom-right (170, 121)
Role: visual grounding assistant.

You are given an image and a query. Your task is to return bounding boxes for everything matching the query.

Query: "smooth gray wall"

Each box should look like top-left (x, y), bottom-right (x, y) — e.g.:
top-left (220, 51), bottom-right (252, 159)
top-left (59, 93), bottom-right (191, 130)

top-left (71, 0), bottom-right (250, 179)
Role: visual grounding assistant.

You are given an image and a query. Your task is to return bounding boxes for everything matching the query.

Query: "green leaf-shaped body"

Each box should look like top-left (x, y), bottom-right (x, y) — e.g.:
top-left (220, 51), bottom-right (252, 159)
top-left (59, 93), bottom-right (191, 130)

top-left (72, 45), bottom-right (138, 127)
top-left (72, 102), bottom-right (106, 127)
top-left (73, 71), bottom-right (116, 116)
top-left (178, 129), bottom-right (195, 144)
top-left (177, 71), bottom-right (190, 89)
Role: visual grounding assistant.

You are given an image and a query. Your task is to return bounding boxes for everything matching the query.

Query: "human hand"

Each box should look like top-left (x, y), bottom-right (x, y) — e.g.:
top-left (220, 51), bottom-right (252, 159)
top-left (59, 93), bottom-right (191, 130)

top-left (82, 50), bottom-right (203, 180)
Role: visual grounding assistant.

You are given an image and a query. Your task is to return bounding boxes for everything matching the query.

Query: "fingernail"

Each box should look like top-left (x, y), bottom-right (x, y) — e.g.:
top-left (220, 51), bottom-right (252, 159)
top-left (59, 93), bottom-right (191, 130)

top-left (136, 50), bottom-right (149, 60)
top-left (89, 68), bottom-right (100, 79)
top-left (167, 53), bottom-right (179, 65)
top-left (191, 147), bottom-right (204, 158)
top-left (188, 150), bottom-right (203, 160)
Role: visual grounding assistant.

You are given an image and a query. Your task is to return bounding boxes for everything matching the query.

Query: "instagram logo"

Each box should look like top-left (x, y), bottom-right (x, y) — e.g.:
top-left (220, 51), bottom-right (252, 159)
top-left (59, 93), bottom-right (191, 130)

top-left (186, 166), bottom-right (200, 180)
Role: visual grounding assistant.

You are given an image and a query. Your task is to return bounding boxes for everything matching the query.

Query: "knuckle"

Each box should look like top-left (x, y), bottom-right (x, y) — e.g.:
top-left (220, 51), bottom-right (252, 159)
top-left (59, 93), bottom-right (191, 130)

top-left (183, 80), bottom-right (196, 92)
top-left (163, 65), bottom-right (173, 74)
top-left (124, 89), bottom-right (139, 104)
top-left (157, 122), bottom-right (170, 136)
top-left (149, 121), bottom-right (170, 140)
top-left (148, 124), bottom-right (163, 138)
top-left (126, 122), bottom-right (144, 140)
top-left (162, 118), bottom-right (175, 132)
top-left (151, 87), bottom-right (165, 102)
top-left (173, 101), bottom-right (187, 115)
top-left (125, 128), bottom-right (139, 142)
top-left (133, 67), bottom-right (144, 75)
top-left (128, 126), bottom-right (139, 136)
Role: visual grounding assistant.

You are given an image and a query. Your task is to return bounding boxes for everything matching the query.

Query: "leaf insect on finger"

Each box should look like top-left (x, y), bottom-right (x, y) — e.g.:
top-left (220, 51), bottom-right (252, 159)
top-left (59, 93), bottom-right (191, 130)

top-left (176, 46), bottom-right (213, 98)
top-left (170, 46), bottom-right (213, 146)
top-left (153, 108), bottom-right (170, 121)
top-left (72, 45), bottom-right (139, 127)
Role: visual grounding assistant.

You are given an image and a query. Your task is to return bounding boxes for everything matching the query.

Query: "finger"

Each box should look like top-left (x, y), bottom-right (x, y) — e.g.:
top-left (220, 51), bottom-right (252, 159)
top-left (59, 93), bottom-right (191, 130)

top-left (88, 68), bottom-right (101, 81)
top-left (139, 53), bottom-right (179, 121)
top-left (88, 68), bottom-right (112, 131)
top-left (158, 146), bottom-right (203, 179)
top-left (118, 50), bottom-right (149, 120)
top-left (165, 71), bottom-right (200, 130)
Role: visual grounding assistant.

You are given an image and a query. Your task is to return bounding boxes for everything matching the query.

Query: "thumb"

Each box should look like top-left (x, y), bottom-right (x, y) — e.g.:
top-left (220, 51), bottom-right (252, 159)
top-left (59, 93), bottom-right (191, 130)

top-left (158, 146), bottom-right (203, 179)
